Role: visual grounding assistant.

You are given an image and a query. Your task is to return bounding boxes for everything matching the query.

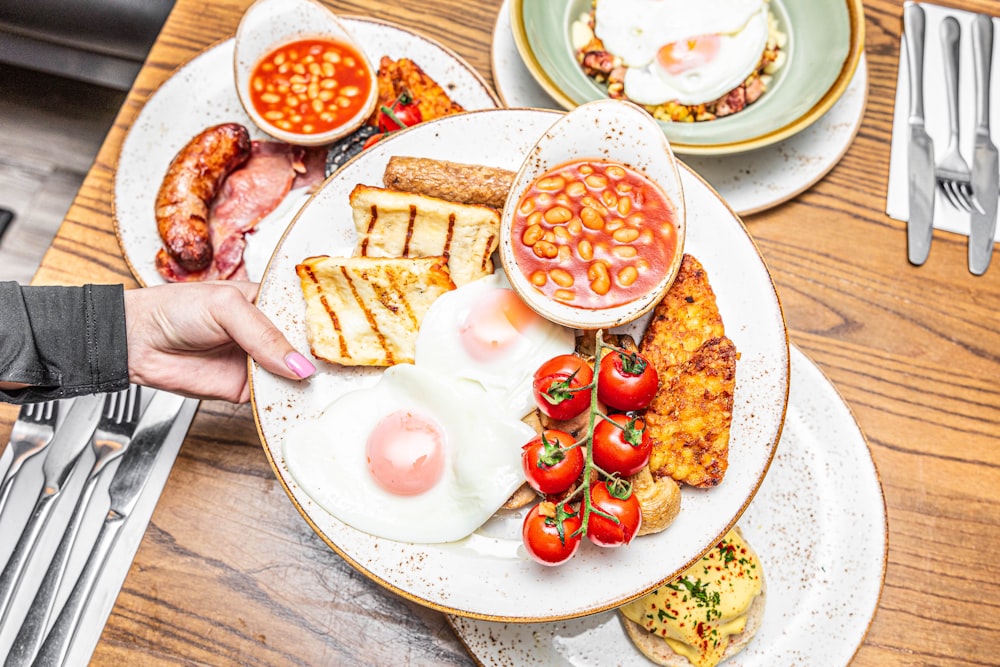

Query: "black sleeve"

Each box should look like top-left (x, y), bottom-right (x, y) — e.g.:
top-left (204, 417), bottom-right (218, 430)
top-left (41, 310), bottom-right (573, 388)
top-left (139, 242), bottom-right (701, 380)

top-left (0, 282), bottom-right (130, 404)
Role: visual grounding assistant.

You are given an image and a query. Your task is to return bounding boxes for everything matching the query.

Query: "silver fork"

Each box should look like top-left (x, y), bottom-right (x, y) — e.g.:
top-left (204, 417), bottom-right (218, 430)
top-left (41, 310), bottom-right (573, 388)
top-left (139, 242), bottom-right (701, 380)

top-left (0, 394), bottom-right (102, 624)
top-left (3, 387), bottom-right (142, 666)
top-left (937, 16), bottom-right (983, 213)
top-left (0, 401), bottom-right (60, 520)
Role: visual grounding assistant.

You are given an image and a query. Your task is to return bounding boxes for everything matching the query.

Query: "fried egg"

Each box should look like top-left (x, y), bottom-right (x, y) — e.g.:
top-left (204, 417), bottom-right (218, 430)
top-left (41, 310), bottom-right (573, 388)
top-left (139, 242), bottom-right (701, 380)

top-left (414, 273), bottom-right (576, 420)
top-left (283, 363), bottom-right (535, 544)
top-left (594, 0), bottom-right (770, 105)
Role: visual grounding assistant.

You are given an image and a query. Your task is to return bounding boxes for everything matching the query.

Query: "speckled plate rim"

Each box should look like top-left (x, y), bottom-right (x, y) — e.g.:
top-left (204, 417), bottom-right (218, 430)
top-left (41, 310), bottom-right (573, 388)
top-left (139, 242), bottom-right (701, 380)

top-left (447, 343), bottom-right (887, 664)
top-left (509, 0), bottom-right (866, 156)
top-left (490, 0), bottom-right (870, 217)
top-left (112, 16), bottom-right (499, 288)
top-left (248, 107), bottom-right (790, 622)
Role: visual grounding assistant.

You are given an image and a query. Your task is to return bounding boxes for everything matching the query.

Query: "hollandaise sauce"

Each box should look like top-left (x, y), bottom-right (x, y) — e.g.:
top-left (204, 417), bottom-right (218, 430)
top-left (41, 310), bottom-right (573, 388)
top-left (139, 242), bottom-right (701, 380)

top-left (620, 529), bottom-right (762, 667)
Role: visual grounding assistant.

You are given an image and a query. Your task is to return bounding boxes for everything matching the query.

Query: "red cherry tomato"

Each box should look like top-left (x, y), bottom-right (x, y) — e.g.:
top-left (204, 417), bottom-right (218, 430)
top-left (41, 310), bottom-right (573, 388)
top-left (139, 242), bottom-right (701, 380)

top-left (521, 430), bottom-right (584, 495)
top-left (375, 92), bottom-right (423, 132)
top-left (532, 354), bottom-right (594, 420)
top-left (362, 132), bottom-right (387, 149)
top-left (592, 414), bottom-right (652, 477)
top-left (597, 349), bottom-right (659, 412)
top-left (585, 480), bottom-right (642, 547)
top-left (522, 501), bottom-right (582, 566)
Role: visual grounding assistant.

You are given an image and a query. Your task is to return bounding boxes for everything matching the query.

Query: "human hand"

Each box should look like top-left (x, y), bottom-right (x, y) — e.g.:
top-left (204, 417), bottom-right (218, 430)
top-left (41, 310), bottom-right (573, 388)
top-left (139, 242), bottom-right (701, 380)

top-left (124, 281), bottom-right (315, 403)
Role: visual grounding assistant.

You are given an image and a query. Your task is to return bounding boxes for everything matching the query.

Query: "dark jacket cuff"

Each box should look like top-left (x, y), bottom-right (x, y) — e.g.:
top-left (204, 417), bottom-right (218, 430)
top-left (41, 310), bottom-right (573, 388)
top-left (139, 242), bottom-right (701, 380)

top-left (0, 282), bottom-right (129, 403)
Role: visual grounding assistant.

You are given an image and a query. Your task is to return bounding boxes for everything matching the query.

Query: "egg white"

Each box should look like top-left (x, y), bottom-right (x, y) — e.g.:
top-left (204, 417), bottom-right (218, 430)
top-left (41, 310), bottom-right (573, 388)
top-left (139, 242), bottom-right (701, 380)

top-left (414, 273), bottom-right (576, 420)
top-left (594, 0), bottom-right (771, 106)
top-left (283, 363), bottom-right (535, 544)
top-left (594, 0), bottom-right (766, 66)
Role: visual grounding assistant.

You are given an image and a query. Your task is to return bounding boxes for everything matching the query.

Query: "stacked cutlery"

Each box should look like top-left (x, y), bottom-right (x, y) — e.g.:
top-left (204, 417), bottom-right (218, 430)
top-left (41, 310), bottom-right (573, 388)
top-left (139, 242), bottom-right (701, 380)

top-left (0, 390), bottom-right (198, 665)
top-left (899, 2), bottom-right (998, 274)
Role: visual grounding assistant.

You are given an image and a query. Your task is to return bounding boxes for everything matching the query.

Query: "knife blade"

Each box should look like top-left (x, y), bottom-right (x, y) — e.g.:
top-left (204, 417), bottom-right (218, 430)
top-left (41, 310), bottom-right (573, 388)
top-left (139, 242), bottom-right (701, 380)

top-left (32, 390), bottom-right (190, 667)
top-left (969, 13), bottom-right (998, 275)
top-left (903, 2), bottom-right (937, 266)
top-left (0, 394), bottom-right (101, 623)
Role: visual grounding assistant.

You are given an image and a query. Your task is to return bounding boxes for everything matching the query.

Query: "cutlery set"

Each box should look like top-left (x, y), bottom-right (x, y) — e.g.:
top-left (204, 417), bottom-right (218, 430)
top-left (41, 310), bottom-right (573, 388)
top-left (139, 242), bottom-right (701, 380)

top-left (903, 3), bottom-right (998, 274)
top-left (0, 388), bottom-right (188, 666)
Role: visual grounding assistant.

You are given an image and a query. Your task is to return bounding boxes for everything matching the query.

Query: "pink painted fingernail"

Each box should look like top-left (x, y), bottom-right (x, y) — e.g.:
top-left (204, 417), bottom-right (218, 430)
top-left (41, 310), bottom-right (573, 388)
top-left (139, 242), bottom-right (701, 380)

top-left (284, 351), bottom-right (316, 379)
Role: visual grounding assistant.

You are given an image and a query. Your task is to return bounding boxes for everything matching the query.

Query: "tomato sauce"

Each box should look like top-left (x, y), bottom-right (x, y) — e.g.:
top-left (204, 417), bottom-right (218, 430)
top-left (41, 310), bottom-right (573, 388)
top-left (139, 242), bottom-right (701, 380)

top-left (249, 38), bottom-right (372, 136)
top-left (510, 159), bottom-right (679, 309)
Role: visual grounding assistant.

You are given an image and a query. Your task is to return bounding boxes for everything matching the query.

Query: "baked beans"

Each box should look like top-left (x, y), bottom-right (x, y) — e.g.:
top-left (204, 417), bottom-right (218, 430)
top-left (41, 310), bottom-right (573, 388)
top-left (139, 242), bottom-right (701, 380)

top-left (249, 38), bottom-right (372, 136)
top-left (510, 159), bottom-right (678, 309)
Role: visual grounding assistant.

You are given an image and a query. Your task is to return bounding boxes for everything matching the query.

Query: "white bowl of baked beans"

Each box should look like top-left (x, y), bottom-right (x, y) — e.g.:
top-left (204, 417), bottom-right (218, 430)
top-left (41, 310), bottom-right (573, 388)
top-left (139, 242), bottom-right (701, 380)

top-left (234, 0), bottom-right (378, 146)
top-left (500, 99), bottom-right (687, 330)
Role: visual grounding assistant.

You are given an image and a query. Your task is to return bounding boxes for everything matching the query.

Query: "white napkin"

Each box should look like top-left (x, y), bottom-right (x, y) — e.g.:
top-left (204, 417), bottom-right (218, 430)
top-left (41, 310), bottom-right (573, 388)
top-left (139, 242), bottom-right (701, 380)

top-left (886, 3), bottom-right (1000, 242)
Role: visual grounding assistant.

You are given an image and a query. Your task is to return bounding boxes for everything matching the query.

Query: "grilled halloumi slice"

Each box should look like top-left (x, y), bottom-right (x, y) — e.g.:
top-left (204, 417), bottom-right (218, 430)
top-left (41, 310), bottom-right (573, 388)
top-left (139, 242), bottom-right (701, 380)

top-left (296, 255), bottom-right (455, 367)
top-left (349, 184), bottom-right (499, 287)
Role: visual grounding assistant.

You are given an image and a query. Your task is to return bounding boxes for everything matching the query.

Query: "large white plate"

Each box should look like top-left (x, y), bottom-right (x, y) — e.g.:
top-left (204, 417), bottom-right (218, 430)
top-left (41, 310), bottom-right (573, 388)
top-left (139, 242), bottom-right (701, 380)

top-left (449, 344), bottom-right (887, 664)
top-left (490, 0), bottom-right (869, 216)
top-left (249, 108), bottom-right (789, 621)
top-left (113, 17), bottom-right (499, 287)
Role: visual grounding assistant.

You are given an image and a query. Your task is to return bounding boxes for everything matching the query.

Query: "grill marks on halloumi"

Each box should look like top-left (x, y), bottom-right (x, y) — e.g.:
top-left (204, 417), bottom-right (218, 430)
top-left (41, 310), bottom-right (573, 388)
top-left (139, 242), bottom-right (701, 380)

top-left (349, 185), bottom-right (499, 286)
top-left (296, 255), bottom-right (455, 367)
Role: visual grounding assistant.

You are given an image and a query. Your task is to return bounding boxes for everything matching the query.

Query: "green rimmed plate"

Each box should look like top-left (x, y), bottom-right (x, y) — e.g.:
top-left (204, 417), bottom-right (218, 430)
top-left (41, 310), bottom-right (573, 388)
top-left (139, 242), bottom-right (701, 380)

top-left (510, 0), bottom-right (865, 156)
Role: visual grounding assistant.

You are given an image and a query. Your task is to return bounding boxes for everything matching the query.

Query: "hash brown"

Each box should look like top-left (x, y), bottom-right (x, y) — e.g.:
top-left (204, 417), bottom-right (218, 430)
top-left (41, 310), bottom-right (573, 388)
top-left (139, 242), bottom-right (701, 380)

top-left (640, 255), bottom-right (737, 488)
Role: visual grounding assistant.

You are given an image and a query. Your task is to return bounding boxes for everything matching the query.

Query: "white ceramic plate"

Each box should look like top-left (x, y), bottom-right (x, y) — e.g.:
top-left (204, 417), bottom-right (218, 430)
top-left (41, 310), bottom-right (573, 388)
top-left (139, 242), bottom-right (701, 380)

top-left (449, 344), bottom-right (887, 664)
top-left (490, 0), bottom-right (869, 216)
top-left (113, 17), bottom-right (499, 287)
top-left (249, 108), bottom-right (789, 621)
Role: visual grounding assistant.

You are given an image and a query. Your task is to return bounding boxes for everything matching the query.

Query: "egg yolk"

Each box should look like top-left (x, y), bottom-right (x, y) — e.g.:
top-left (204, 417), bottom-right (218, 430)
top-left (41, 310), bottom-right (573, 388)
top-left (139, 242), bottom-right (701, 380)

top-left (656, 34), bottom-right (722, 75)
top-left (365, 410), bottom-right (446, 496)
top-left (458, 288), bottom-right (539, 362)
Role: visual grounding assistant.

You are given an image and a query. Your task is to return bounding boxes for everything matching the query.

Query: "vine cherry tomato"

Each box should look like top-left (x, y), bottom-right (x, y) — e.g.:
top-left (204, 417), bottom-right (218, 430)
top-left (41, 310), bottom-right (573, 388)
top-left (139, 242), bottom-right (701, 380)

top-left (522, 501), bottom-right (582, 566)
top-left (375, 92), bottom-right (423, 132)
top-left (532, 354), bottom-right (594, 420)
top-left (597, 349), bottom-right (659, 412)
top-left (585, 479), bottom-right (642, 547)
top-left (521, 430), bottom-right (584, 495)
top-left (592, 414), bottom-right (652, 477)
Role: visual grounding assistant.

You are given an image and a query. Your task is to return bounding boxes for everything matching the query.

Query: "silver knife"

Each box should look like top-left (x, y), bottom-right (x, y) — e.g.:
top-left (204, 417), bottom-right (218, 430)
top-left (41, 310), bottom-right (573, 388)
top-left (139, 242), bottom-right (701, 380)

top-left (0, 395), bottom-right (102, 624)
top-left (904, 2), bottom-right (937, 265)
top-left (970, 13), bottom-right (998, 275)
top-left (31, 390), bottom-right (190, 667)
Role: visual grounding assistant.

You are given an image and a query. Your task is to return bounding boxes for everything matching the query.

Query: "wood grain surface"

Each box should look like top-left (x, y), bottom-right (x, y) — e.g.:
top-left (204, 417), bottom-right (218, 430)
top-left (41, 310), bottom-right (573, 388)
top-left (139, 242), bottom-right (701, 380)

top-left (1, 0), bottom-right (998, 665)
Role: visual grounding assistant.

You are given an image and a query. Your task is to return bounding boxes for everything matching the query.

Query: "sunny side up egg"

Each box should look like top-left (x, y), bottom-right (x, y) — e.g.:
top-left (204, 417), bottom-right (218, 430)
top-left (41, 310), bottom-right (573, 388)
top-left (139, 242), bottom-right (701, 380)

top-left (594, 0), bottom-right (771, 106)
top-left (415, 273), bottom-right (576, 421)
top-left (284, 363), bottom-right (536, 544)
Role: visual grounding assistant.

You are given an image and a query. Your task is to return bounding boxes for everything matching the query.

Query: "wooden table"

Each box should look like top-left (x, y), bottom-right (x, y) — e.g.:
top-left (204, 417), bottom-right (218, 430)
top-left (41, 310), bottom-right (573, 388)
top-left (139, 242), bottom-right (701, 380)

top-left (2, 0), bottom-right (999, 664)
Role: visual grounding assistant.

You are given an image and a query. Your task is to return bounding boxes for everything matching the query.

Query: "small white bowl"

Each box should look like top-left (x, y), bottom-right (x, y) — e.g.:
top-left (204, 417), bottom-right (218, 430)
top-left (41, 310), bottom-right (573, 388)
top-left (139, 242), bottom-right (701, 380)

top-left (234, 0), bottom-right (378, 146)
top-left (499, 99), bottom-right (686, 330)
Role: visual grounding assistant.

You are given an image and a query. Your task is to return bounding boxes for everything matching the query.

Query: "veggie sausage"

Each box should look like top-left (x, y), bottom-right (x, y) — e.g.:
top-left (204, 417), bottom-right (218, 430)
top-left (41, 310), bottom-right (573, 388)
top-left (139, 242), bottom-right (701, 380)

top-left (382, 156), bottom-right (515, 209)
top-left (155, 123), bottom-right (251, 271)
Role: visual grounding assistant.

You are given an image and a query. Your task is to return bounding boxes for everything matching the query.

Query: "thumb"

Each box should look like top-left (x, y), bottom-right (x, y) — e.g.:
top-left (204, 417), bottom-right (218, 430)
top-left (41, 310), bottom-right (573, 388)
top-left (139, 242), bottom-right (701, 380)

top-left (220, 282), bottom-right (316, 381)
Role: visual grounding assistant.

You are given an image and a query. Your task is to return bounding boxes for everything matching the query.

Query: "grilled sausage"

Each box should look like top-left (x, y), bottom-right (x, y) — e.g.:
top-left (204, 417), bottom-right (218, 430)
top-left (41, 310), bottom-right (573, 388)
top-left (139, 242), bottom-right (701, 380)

top-left (155, 123), bottom-right (251, 271)
top-left (382, 156), bottom-right (515, 209)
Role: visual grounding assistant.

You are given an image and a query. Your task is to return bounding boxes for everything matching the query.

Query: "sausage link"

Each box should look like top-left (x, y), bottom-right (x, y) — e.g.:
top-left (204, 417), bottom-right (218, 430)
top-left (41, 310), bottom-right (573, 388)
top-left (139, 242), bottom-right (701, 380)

top-left (154, 123), bottom-right (251, 271)
top-left (382, 156), bottom-right (515, 209)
